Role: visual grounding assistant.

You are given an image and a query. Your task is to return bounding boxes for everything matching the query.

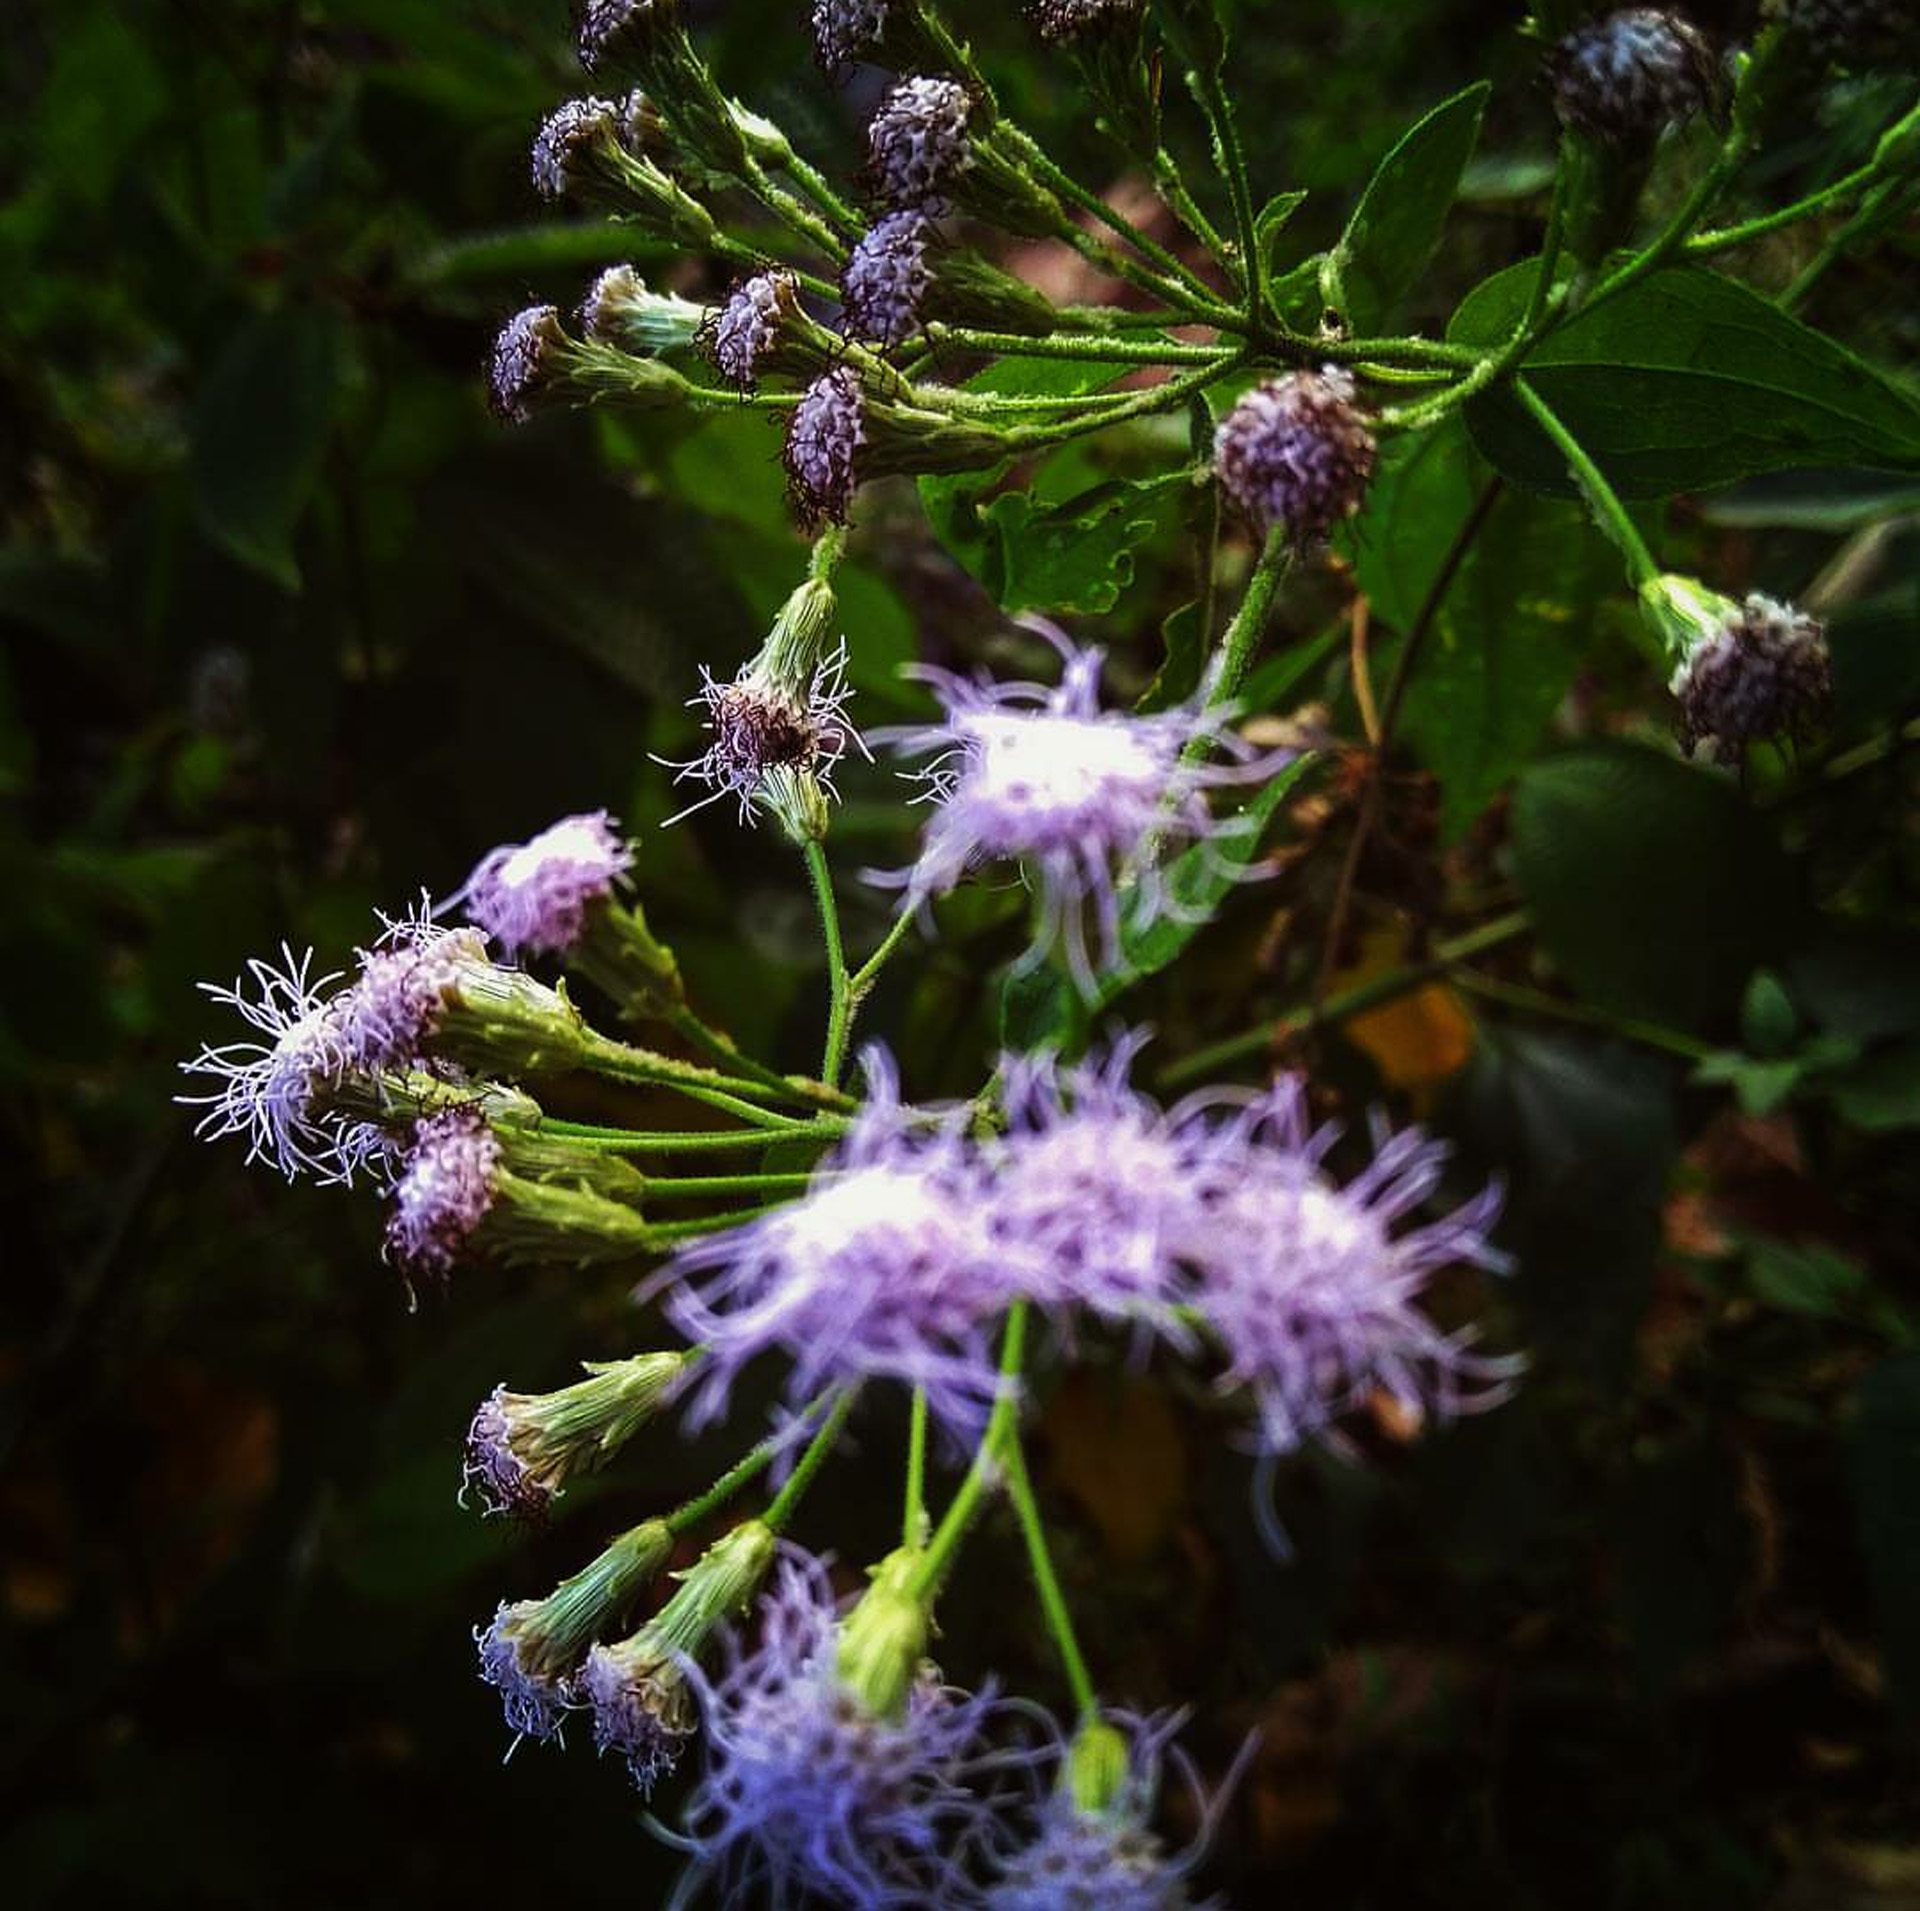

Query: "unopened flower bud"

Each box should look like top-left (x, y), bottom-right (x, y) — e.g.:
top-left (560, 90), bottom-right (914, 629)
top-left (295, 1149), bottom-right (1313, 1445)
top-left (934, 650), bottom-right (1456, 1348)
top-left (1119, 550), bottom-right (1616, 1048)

top-left (1030, 0), bottom-right (1144, 44)
top-left (865, 75), bottom-right (976, 211)
top-left (578, 265), bottom-right (705, 355)
top-left (1549, 8), bottom-right (1716, 143)
top-left (581, 1519), bottom-right (777, 1791)
top-left (577, 0), bottom-right (679, 75)
top-left (1214, 369), bottom-right (1377, 544)
top-left (464, 1353), bottom-right (691, 1520)
top-left (840, 209), bottom-right (935, 348)
top-left (1065, 1715), bottom-right (1131, 1814)
top-left (784, 366), bottom-right (868, 523)
top-left (704, 270), bottom-right (839, 391)
top-left (1641, 575), bottom-right (1831, 765)
top-left (488, 305), bottom-right (698, 424)
top-left (835, 1546), bottom-right (932, 1721)
top-left (477, 1518), bottom-right (675, 1744)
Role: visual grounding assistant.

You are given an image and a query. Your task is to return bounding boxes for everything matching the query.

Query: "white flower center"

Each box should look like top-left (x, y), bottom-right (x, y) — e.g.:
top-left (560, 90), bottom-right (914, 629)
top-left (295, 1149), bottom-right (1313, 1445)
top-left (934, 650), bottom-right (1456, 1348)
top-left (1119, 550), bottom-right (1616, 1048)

top-left (963, 712), bottom-right (1165, 819)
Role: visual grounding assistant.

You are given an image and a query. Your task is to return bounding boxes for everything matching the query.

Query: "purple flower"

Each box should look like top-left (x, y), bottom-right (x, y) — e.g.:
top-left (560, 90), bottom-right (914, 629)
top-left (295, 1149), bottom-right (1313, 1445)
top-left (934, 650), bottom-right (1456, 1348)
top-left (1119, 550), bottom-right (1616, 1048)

top-left (1670, 592), bottom-right (1831, 765)
top-left (478, 1600), bottom-right (576, 1745)
top-left (1029, 0), bottom-right (1144, 44)
top-left (178, 944), bottom-right (383, 1185)
top-left (986, 1712), bottom-right (1241, 1911)
top-left (1213, 370), bottom-right (1377, 544)
top-left (708, 270), bottom-right (802, 392)
top-left (1548, 7), bottom-right (1715, 142)
top-left (489, 304), bottom-right (570, 424)
top-left (841, 209), bottom-right (936, 347)
top-left (671, 1547), bottom-right (1005, 1909)
top-left (333, 912), bottom-right (490, 1075)
top-left (641, 1050), bottom-right (1025, 1441)
top-left (878, 626), bottom-right (1292, 995)
top-left (457, 810), bottom-right (633, 959)
top-left (865, 75), bottom-right (974, 212)
top-left (577, 0), bottom-right (670, 74)
top-left (783, 366), bottom-right (867, 524)
top-left (529, 96), bottom-right (619, 200)
top-left (384, 1108), bottom-right (501, 1276)
top-left (661, 644), bottom-right (862, 830)
top-left (1195, 1078), bottom-right (1518, 1458)
top-left (812, 0), bottom-right (890, 70)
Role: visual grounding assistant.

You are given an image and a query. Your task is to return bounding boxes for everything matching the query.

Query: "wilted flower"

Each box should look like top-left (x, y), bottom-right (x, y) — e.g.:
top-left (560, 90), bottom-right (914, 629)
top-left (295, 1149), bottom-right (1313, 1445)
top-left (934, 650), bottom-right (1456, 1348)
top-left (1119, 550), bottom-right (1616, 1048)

top-left (1195, 1077), bottom-right (1517, 1459)
top-left (783, 365), bottom-right (868, 524)
top-left (865, 75), bottom-right (975, 211)
top-left (670, 1546), bottom-right (1003, 1907)
top-left (880, 626), bottom-right (1293, 995)
top-left (476, 1519), bottom-right (675, 1747)
top-left (178, 945), bottom-right (368, 1183)
top-left (1213, 370), bottom-right (1377, 544)
top-left (463, 1353), bottom-right (691, 1521)
top-left (840, 209), bottom-right (937, 347)
top-left (1548, 7), bottom-right (1716, 142)
top-left (458, 811), bottom-right (633, 961)
top-left (641, 1049), bottom-right (1023, 1441)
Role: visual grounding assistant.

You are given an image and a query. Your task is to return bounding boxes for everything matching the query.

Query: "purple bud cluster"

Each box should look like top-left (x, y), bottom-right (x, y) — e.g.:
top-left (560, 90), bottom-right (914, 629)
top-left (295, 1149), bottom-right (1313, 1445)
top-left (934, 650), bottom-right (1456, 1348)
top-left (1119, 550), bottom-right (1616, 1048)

top-left (384, 1108), bottom-right (502, 1277)
top-left (810, 0), bottom-right (890, 70)
top-left (1672, 592), bottom-right (1832, 765)
top-left (865, 74), bottom-right (975, 212)
top-left (840, 208), bottom-right (936, 347)
top-left (1213, 370), bottom-right (1377, 545)
top-left (457, 810), bottom-right (631, 959)
top-left (708, 270), bottom-right (800, 391)
top-left (783, 365), bottom-right (867, 523)
top-left (1548, 7), bottom-right (1715, 142)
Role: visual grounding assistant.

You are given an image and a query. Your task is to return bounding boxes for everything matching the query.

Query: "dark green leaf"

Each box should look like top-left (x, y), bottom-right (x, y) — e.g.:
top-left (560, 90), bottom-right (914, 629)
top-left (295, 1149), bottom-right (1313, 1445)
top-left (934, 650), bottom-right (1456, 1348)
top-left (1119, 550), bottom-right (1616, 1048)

top-left (1138, 597), bottom-right (1209, 714)
top-left (1254, 189), bottom-right (1309, 271)
top-left (1325, 83), bottom-right (1489, 335)
top-left (1745, 1237), bottom-right (1868, 1319)
top-left (191, 308), bottom-right (342, 590)
top-left (1448, 263), bottom-right (1920, 498)
top-left (979, 473), bottom-right (1180, 615)
top-left (1827, 1041), bottom-right (1920, 1132)
top-left (1511, 742), bottom-right (1810, 1030)
top-left (1847, 1355), bottom-right (1920, 1722)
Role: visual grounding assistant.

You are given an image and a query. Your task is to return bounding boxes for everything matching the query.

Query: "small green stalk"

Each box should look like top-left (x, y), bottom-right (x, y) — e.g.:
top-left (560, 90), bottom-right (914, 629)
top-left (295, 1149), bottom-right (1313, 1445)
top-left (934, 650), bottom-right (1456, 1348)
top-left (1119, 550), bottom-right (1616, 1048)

top-left (1002, 1434), bottom-right (1099, 1721)
top-left (803, 839), bottom-right (854, 1089)
top-left (763, 1387), bottom-right (860, 1531)
top-left (666, 1396), bottom-right (846, 1536)
top-left (641, 1169), bottom-right (821, 1201)
top-left (1512, 376), bottom-right (1658, 587)
top-left (903, 1387), bottom-right (931, 1551)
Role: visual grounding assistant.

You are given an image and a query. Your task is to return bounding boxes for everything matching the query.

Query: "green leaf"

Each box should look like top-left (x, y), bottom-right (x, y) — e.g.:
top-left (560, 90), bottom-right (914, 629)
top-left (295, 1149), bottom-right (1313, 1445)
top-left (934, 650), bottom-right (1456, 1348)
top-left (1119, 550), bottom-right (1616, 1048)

top-left (1349, 421), bottom-right (1615, 839)
top-left (1511, 743), bottom-right (1810, 1030)
top-left (1827, 1041), bottom-right (1920, 1132)
top-left (191, 308), bottom-right (342, 590)
top-left (1254, 189), bottom-right (1309, 271)
top-left (1745, 1237), bottom-right (1868, 1319)
top-left (979, 473), bottom-right (1180, 615)
top-left (1324, 83), bottom-right (1488, 335)
top-left (1448, 262), bottom-right (1920, 498)
top-left (1138, 598), bottom-right (1209, 714)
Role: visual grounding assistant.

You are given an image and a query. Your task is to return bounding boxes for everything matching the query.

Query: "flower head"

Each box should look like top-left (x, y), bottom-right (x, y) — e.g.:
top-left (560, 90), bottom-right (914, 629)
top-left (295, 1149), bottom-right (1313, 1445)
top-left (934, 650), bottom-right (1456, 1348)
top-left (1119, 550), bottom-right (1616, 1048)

top-left (1195, 1078), bottom-right (1517, 1458)
top-left (578, 265), bottom-right (705, 354)
top-left (530, 96), bottom-right (621, 200)
top-left (865, 75), bottom-right (975, 211)
top-left (489, 304), bottom-right (568, 423)
top-left (783, 366), bottom-right (868, 524)
top-left (1029, 0), bottom-right (1144, 44)
top-left (577, 0), bottom-right (673, 73)
top-left (841, 209), bottom-right (936, 347)
top-left (1548, 7), bottom-right (1716, 142)
top-left (1214, 370), bottom-right (1377, 544)
top-left (707, 270), bottom-right (803, 392)
top-left (671, 1547), bottom-right (1003, 1907)
top-left (642, 1050), bottom-right (1022, 1441)
top-left (812, 0), bottom-right (891, 69)
top-left (880, 626), bottom-right (1292, 995)
top-left (384, 1108), bottom-right (501, 1277)
top-left (1670, 592), bottom-right (1831, 765)
top-left (458, 810), bottom-right (633, 960)
top-left (334, 914), bottom-right (490, 1075)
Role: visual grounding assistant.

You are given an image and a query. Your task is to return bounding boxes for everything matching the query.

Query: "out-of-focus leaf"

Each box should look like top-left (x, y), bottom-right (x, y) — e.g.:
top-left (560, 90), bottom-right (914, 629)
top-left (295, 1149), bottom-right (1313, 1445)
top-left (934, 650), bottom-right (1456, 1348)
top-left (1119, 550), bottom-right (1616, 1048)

top-left (1848, 1355), bottom-right (1920, 1722)
top-left (1827, 1042), bottom-right (1920, 1132)
top-left (1324, 82), bottom-right (1488, 335)
top-left (1699, 468), bottom-right (1920, 531)
top-left (191, 308), bottom-right (342, 590)
top-left (1449, 263), bottom-right (1920, 498)
top-left (1512, 743), bottom-right (1809, 1030)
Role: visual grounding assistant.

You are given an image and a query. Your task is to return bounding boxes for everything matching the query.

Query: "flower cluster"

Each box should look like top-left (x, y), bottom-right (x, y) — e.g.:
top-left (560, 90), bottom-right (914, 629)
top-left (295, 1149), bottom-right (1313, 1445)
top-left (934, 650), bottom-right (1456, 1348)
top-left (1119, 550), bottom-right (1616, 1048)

top-left (1548, 7), bottom-right (1716, 143)
top-left (1213, 370), bottom-right (1377, 545)
top-left (881, 626), bottom-right (1295, 996)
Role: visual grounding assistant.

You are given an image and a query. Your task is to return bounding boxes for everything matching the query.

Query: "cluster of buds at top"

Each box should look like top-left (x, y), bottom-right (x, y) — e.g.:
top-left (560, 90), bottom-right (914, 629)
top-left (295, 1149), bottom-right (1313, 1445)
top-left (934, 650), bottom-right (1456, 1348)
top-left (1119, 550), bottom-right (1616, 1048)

top-left (576, 0), bottom-right (752, 176)
top-left (528, 92), bottom-right (721, 244)
top-left (1548, 8), bottom-right (1717, 144)
top-left (862, 74), bottom-right (1065, 239)
top-left (1213, 369), bottom-right (1378, 546)
top-left (1639, 574), bottom-right (1833, 765)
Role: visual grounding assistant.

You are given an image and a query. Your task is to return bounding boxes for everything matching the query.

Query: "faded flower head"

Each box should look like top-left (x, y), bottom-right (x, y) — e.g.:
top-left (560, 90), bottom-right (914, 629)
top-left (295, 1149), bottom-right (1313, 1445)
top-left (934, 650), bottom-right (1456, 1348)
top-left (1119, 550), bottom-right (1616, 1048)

top-left (1549, 7), bottom-right (1715, 142)
top-left (530, 96), bottom-right (620, 200)
top-left (384, 1108), bottom-right (501, 1276)
top-left (672, 1547), bottom-right (1003, 1908)
top-left (1029, 0), bottom-right (1144, 43)
top-left (865, 75), bottom-right (975, 211)
top-left (458, 810), bottom-right (632, 959)
top-left (1195, 1077), bottom-right (1517, 1459)
top-left (880, 626), bottom-right (1293, 995)
top-left (812, 0), bottom-right (890, 69)
top-left (489, 304), bottom-right (569, 424)
top-left (1214, 369), bottom-right (1377, 544)
top-left (642, 1049), bottom-right (1023, 1440)
top-left (783, 366), bottom-right (867, 524)
top-left (840, 208), bottom-right (936, 348)
top-left (707, 270), bottom-right (802, 391)
top-left (178, 945), bottom-right (374, 1184)
top-left (1671, 592), bottom-right (1831, 765)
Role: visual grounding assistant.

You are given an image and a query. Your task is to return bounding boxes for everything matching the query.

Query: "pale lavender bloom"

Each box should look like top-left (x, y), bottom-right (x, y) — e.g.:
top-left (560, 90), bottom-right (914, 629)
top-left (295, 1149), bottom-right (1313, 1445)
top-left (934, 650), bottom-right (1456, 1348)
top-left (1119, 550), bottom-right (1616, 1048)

top-left (640, 1050), bottom-right (1023, 1441)
top-left (1213, 370), bottom-right (1377, 544)
top-left (1197, 1077), bottom-right (1517, 1459)
top-left (662, 644), bottom-right (863, 827)
top-left (985, 1712), bottom-right (1242, 1911)
top-left (477, 1600), bottom-right (573, 1746)
top-left (865, 75), bottom-right (974, 211)
top-left (580, 1641), bottom-right (698, 1795)
top-left (709, 270), bottom-right (800, 392)
top-left (384, 1108), bottom-right (501, 1276)
top-left (879, 626), bottom-right (1293, 996)
top-left (670, 1548), bottom-right (1005, 1910)
top-left (178, 944), bottom-right (382, 1185)
top-left (457, 810), bottom-right (633, 958)
top-left (333, 910), bottom-right (491, 1075)
top-left (489, 304), bottom-right (567, 423)
top-left (530, 96), bottom-right (619, 201)
top-left (840, 209), bottom-right (935, 347)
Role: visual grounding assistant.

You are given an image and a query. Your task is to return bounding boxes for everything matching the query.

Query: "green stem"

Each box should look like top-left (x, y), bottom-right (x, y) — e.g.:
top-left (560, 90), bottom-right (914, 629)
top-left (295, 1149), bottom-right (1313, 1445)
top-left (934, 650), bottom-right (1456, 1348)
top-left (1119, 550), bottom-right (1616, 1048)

top-left (903, 1388), bottom-right (930, 1551)
top-left (1158, 909), bottom-right (1532, 1089)
top-left (643, 1170), bottom-right (821, 1201)
top-left (849, 905), bottom-right (922, 1002)
top-left (539, 1119), bottom-right (851, 1154)
top-left (1452, 970), bottom-right (1713, 1062)
top-left (1189, 65), bottom-right (1262, 332)
top-left (1685, 155), bottom-right (1882, 256)
top-left (1154, 147), bottom-right (1235, 264)
top-left (1205, 524), bottom-right (1292, 713)
top-left (1001, 1434), bottom-right (1099, 1720)
top-left (1512, 375), bottom-right (1658, 587)
top-left (763, 1386), bottom-right (860, 1531)
top-left (741, 156), bottom-right (852, 261)
top-left (1579, 133), bottom-right (1753, 318)
top-left (907, 1302), bottom-right (1030, 1601)
top-left (1782, 177), bottom-right (1911, 311)
top-left (665, 1390), bottom-right (840, 1534)
top-left (575, 1030), bottom-right (829, 1115)
top-left (923, 324), bottom-right (1231, 366)
top-left (659, 1001), bottom-right (847, 1110)
top-left (1002, 356), bottom-right (1242, 454)
top-left (803, 839), bottom-right (854, 1089)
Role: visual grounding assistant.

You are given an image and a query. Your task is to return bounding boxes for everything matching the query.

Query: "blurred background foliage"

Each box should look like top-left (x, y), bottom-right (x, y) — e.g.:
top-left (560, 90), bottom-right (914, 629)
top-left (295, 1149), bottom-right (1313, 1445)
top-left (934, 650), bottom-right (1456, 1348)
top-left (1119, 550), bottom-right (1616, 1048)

top-left (2, 1), bottom-right (1917, 1905)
